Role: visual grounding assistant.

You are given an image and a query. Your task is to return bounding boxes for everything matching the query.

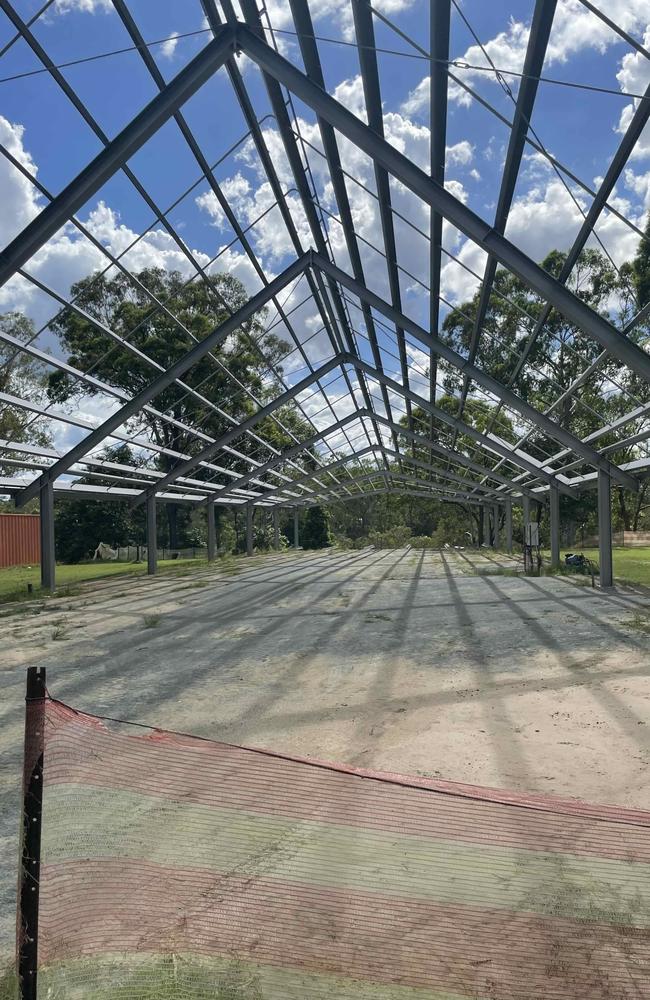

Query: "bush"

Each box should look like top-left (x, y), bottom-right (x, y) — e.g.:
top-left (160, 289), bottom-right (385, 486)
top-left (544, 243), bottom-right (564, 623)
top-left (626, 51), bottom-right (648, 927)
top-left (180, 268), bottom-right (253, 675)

top-left (367, 525), bottom-right (412, 549)
top-left (409, 535), bottom-right (439, 549)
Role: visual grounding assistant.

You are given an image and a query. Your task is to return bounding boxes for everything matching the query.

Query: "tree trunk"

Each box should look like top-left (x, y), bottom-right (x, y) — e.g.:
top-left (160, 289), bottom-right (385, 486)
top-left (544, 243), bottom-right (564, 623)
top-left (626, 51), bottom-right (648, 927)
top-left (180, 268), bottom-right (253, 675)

top-left (167, 504), bottom-right (179, 549)
top-left (633, 483), bottom-right (647, 531)
top-left (618, 489), bottom-right (632, 531)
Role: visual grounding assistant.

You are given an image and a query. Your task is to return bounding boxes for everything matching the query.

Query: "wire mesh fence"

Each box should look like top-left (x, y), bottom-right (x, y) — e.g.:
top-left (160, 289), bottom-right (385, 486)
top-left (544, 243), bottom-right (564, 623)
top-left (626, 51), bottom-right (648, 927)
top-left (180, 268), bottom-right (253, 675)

top-left (17, 672), bottom-right (650, 999)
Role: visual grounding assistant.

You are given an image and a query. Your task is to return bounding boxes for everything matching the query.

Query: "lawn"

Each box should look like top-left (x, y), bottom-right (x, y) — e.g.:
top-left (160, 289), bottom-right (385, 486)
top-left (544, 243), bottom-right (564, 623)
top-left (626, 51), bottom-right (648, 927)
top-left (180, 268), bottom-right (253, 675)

top-left (563, 546), bottom-right (650, 588)
top-left (0, 556), bottom-right (214, 604)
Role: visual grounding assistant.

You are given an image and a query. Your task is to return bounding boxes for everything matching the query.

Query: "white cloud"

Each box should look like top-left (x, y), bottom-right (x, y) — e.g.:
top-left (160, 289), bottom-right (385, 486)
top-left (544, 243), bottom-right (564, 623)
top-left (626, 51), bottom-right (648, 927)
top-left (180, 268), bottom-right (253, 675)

top-left (52, 0), bottom-right (112, 12)
top-left (446, 141), bottom-right (474, 167)
top-left (404, 2), bottom-right (650, 113)
top-left (160, 32), bottom-right (180, 61)
top-left (624, 167), bottom-right (650, 210)
top-left (615, 27), bottom-right (650, 160)
top-left (0, 117), bottom-right (43, 245)
top-left (440, 174), bottom-right (644, 307)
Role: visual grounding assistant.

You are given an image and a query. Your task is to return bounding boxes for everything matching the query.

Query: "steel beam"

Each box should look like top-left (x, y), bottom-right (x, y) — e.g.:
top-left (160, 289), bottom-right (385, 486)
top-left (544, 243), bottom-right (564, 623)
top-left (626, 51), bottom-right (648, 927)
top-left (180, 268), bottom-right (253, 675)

top-left (507, 77), bottom-right (650, 393)
top-left (456, 0), bottom-right (557, 428)
top-left (351, 0), bottom-right (413, 422)
top-left (549, 486), bottom-right (560, 569)
top-left (378, 446), bottom-right (506, 499)
top-left (238, 25), bottom-right (650, 383)
top-left (39, 482), bottom-right (55, 591)
top-left (200, 411), bottom-right (364, 503)
top-left (429, 0), bottom-right (451, 410)
top-left (313, 254), bottom-right (637, 489)
top-left (598, 470), bottom-right (613, 588)
top-left (146, 494), bottom-right (157, 576)
top-left (207, 500), bottom-right (216, 562)
top-left (287, 0), bottom-right (402, 450)
top-left (0, 26), bottom-right (234, 288)
top-left (16, 253), bottom-right (311, 508)
top-left (134, 354), bottom-right (342, 504)
top-left (341, 354), bottom-right (574, 494)
top-left (369, 412), bottom-right (540, 500)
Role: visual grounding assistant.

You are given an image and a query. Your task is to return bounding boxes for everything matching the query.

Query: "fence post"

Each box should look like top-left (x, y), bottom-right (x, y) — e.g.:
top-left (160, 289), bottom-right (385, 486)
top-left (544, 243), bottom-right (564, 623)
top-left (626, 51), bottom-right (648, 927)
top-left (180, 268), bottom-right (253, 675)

top-left (18, 666), bottom-right (46, 1000)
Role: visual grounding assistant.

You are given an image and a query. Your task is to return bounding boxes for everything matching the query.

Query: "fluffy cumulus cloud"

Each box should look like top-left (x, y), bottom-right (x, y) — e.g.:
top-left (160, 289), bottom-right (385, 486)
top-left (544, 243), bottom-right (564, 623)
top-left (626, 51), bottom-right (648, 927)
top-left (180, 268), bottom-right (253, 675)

top-left (194, 75), bottom-right (472, 331)
top-left (52, 0), bottom-right (112, 13)
top-left (224, 0), bottom-right (416, 47)
top-left (441, 172), bottom-right (643, 307)
top-left (616, 27), bottom-right (650, 161)
top-left (0, 117), bottom-right (42, 246)
top-left (403, 1), bottom-right (650, 113)
top-left (0, 117), bottom-right (265, 326)
top-left (160, 32), bottom-right (180, 61)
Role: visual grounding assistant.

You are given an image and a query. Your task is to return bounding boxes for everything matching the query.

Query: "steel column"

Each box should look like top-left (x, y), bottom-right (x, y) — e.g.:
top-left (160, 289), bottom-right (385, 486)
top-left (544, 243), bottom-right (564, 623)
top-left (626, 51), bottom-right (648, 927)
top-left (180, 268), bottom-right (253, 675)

top-left (273, 508), bottom-right (280, 551)
top-left (505, 499), bottom-right (513, 554)
top-left (550, 486), bottom-right (560, 569)
top-left (483, 507), bottom-right (491, 547)
top-left (206, 499), bottom-right (216, 562)
top-left (39, 481), bottom-right (55, 591)
top-left (522, 496), bottom-right (530, 535)
top-left (246, 505), bottom-right (254, 557)
top-left (598, 470), bottom-right (613, 588)
top-left (146, 494), bottom-right (157, 575)
top-left (293, 510), bottom-right (300, 550)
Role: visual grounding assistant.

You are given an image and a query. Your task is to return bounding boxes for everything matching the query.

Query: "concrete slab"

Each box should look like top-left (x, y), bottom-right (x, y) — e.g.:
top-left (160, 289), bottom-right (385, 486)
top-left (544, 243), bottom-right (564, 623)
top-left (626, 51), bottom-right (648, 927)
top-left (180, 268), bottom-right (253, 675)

top-left (1, 546), bottom-right (649, 952)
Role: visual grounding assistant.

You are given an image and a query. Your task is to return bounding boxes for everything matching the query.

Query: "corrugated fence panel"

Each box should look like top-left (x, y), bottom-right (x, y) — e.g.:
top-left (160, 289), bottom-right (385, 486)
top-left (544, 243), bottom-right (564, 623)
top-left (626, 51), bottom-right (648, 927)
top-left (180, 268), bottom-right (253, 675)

top-left (0, 513), bottom-right (40, 567)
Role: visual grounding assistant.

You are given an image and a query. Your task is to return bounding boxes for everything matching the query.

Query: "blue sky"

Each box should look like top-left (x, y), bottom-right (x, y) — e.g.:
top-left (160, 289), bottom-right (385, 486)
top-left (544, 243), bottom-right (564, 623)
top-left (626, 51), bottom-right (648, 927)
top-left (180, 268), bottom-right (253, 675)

top-left (1, 0), bottom-right (650, 457)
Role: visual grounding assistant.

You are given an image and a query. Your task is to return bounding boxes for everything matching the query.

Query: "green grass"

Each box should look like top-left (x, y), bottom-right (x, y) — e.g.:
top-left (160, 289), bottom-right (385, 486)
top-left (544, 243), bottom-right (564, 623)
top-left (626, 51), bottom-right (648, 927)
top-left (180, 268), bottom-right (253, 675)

top-left (551, 546), bottom-right (650, 588)
top-left (0, 556), bottom-right (213, 605)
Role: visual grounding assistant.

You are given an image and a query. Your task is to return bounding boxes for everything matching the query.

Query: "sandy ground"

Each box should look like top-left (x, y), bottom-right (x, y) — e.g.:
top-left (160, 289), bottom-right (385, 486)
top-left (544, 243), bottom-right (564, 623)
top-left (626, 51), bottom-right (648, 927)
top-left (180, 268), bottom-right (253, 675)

top-left (1, 545), bottom-right (649, 953)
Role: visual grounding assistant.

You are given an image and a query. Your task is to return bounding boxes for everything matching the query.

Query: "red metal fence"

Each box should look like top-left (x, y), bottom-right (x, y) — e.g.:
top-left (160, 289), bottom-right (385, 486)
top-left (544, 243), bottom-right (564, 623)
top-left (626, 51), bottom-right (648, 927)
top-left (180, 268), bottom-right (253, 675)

top-left (0, 513), bottom-right (40, 568)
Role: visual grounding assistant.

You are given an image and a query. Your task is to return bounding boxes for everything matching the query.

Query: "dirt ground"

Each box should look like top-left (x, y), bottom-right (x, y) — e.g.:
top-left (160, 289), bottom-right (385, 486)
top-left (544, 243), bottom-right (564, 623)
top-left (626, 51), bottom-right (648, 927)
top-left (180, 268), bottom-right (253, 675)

top-left (1, 545), bottom-right (649, 953)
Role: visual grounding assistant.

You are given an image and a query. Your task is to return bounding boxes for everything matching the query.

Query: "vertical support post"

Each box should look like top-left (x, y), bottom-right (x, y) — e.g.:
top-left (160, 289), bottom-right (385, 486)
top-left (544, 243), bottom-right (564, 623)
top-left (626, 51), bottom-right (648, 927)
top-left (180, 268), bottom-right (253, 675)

top-left (293, 509), bottom-right (300, 550)
top-left (206, 498), bottom-right (216, 562)
top-left (550, 485), bottom-right (560, 569)
top-left (492, 504), bottom-right (500, 549)
top-left (246, 504), bottom-right (254, 557)
top-left (146, 494), bottom-right (157, 575)
top-left (522, 495), bottom-right (530, 534)
top-left (39, 482), bottom-right (55, 591)
top-left (598, 469), bottom-right (613, 588)
top-left (18, 666), bottom-right (46, 1000)
top-left (505, 499), bottom-right (513, 554)
top-left (483, 506), bottom-right (490, 547)
top-left (273, 508), bottom-right (280, 551)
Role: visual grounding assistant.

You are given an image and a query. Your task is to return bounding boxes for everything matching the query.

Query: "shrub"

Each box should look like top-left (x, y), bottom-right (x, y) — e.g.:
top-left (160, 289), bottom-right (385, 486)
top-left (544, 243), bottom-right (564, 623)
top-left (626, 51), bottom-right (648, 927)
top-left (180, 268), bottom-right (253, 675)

top-left (367, 525), bottom-right (412, 549)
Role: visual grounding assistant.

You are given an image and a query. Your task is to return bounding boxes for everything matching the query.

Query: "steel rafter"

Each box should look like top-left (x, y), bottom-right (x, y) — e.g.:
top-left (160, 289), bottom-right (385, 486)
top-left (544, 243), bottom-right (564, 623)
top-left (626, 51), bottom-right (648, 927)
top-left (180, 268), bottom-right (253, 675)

top-left (1, 2), bottom-right (647, 522)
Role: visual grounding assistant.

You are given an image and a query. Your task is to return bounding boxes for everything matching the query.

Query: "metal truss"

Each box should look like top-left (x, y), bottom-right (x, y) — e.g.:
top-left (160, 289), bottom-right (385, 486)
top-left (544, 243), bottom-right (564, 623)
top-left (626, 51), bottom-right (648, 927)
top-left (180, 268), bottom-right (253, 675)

top-left (1, 0), bottom-right (649, 592)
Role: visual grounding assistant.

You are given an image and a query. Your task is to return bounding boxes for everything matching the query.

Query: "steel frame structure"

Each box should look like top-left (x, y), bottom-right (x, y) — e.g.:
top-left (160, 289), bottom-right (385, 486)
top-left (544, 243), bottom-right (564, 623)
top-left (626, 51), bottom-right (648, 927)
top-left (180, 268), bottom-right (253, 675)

top-left (1, 1), bottom-right (649, 591)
